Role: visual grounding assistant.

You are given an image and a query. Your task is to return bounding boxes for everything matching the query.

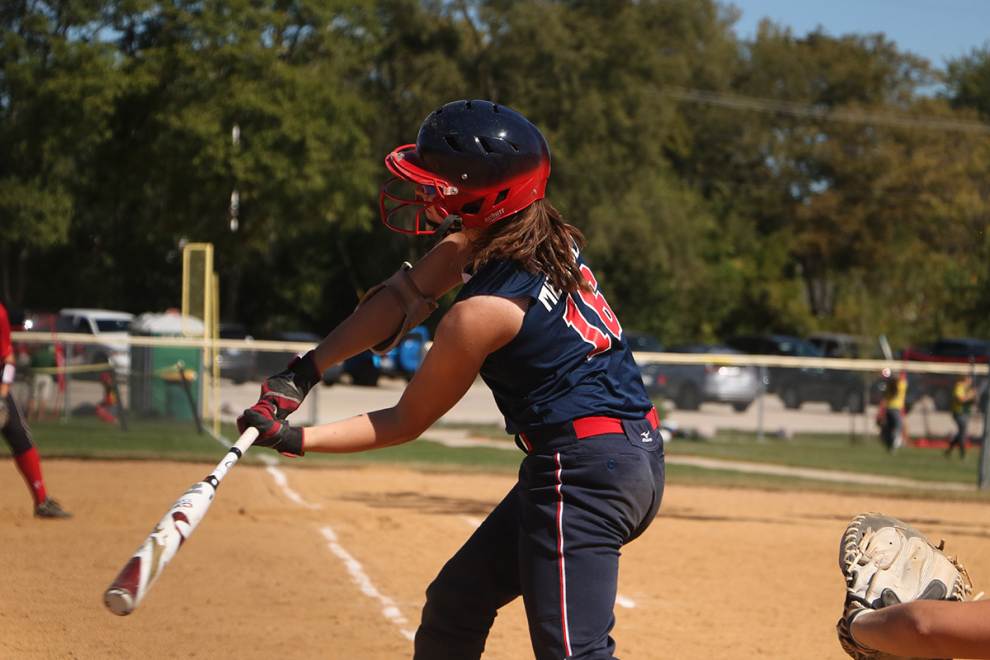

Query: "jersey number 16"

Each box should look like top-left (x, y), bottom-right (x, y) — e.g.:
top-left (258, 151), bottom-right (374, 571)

top-left (563, 264), bottom-right (623, 358)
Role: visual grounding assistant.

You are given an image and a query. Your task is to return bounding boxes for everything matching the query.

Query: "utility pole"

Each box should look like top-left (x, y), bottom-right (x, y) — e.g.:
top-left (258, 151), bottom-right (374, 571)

top-left (230, 124), bottom-right (240, 233)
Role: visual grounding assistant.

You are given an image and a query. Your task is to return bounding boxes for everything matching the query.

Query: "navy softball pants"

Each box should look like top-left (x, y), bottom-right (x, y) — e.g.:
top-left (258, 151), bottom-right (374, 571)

top-left (413, 416), bottom-right (665, 659)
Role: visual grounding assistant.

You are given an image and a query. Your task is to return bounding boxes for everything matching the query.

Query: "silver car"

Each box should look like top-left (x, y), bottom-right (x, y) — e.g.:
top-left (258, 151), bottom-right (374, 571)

top-left (658, 345), bottom-right (760, 412)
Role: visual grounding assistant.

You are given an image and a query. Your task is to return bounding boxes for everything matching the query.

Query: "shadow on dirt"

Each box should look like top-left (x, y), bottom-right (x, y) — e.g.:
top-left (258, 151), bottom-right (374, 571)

top-left (800, 512), bottom-right (990, 540)
top-left (341, 490), bottom-right (498, 516)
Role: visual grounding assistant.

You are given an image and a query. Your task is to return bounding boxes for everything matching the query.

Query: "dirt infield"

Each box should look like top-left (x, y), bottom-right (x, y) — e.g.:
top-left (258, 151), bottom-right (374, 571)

top-left (2, 458), bottom-right (988, 659)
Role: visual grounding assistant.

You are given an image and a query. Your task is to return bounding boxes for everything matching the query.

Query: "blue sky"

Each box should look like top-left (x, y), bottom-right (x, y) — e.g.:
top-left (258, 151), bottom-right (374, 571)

top-left (729, 0), bottom-right (990, 68)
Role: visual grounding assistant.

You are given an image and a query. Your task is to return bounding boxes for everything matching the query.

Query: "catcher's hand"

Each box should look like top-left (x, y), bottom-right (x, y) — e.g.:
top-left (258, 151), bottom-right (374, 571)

top-left (836, 513), bottom-right (972, 660)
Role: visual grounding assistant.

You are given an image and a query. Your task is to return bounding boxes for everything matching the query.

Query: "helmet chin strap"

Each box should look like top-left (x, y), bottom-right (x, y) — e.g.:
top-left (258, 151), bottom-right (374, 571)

top-left (431, 213), bottom-right (463, 242)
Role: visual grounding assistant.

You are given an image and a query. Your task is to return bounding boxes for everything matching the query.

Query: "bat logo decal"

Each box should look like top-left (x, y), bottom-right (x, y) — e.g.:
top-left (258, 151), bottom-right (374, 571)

top-left (172, 511), bottom-right (192, 546)
top-left (147, 523), bottom-right (168, 583)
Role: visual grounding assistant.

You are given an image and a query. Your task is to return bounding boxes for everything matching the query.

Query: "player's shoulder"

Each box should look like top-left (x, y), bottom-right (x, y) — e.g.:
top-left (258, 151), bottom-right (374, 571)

top-left (440, 295), bottom-right (526, 354)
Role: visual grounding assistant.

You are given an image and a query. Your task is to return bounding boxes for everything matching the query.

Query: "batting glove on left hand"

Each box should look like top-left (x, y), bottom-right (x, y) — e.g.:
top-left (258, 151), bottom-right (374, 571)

top-left (257, 350), bottom-right (322, 420)
top-left (237, 402), bottom-right (305, 457)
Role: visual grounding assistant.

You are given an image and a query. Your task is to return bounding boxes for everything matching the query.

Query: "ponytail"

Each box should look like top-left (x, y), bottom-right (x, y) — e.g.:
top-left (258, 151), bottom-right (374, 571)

top-left (469, 199), bottom-right (589, 293)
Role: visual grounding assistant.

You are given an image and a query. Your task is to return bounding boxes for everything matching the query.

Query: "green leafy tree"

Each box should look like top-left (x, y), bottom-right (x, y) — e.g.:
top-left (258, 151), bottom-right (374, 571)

top-left (0, 1), bottom-right (121, 304)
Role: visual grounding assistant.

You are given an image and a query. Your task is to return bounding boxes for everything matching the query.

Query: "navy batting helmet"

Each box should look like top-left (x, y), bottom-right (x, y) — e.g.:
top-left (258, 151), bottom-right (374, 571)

top-left (380, 100), bottom-right (551, 235)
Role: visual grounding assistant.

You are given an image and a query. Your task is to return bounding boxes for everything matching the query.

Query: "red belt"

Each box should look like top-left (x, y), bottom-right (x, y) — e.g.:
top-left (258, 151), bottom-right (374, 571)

top-left (572, 406), bottom-right (660, 439)
top-left (518, 407), bottom-right (660, 452)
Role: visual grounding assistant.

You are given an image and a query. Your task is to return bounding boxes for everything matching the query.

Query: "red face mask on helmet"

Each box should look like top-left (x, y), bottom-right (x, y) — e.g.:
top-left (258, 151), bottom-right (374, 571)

top-left (380, 99), bottom-right (551, 235)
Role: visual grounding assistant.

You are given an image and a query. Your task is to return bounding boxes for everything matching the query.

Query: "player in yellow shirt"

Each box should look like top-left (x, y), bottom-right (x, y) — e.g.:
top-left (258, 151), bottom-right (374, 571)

top-left (879, 368), bottom-right (907, 451)
top-left (946, 375), bottom-right (975, 458)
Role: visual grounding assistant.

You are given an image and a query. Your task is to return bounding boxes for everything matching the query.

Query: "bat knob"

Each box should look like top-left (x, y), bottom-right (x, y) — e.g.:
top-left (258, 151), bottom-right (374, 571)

top-left (104, 588), bottom-right (135, 616)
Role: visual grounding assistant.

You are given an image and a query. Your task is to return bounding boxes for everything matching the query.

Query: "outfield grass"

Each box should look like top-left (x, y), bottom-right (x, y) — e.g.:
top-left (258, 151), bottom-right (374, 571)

top-left (8, 417), bottom-right (990, 500)
top-left (666, 431), bottom-right (982, 484)
top-left (2, 417), bottom-right (522, 473)
top-left (0, 418), bottom-right (226, 462)
top-left (429, 423), bottom-right (985, 485)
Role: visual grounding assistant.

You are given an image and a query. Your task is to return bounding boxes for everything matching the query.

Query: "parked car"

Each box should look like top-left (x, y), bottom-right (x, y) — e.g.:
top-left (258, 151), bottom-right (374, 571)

top-left (725, 334), bottom-right (866, 412)
top-left (255, 330), bottom-right (344, 386)
top-left (657, 345), bottom-right (761, 412)
top-left (625, 331), bottom-right (664, 356)
top-left (343, 351), bottom-right (382, 387)
top-left (638, 362), bottom-right (667, 398)
top-left (9, 310), bottom-right (59, 370)
top-left (10, 309), bottom-right (57, 339)
top-left (321, 360), bottom-right (346, 386)
top-left (344, 325), bottom-right (432, 387)
top-left (380, 326), bottom-right (431, 380)
top-left (807, 332), bottom-right (874, 359)
top-left (902, 338), bottom-right (990, 411)
top-left (56, 308), bottom-right (134, 374)
top-left (217, 322), bottom-right (256, 384)
top-left (624, 331), bottom-right (667, 398)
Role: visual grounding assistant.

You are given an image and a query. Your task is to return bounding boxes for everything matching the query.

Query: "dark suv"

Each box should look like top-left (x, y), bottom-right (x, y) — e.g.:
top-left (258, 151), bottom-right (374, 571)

top-left (725, 334), bottom-right (866, 412)
top-left (218, 322), bottom-right (256, 384)
top-left (902, 338), bottom-right (990, 411)
top-left (625, 331), bottom-right (666, 398)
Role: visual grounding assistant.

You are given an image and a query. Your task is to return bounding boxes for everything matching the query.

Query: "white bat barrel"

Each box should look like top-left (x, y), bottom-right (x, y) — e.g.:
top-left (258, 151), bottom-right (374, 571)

top-left (104, 428), bottom-right (258, 615)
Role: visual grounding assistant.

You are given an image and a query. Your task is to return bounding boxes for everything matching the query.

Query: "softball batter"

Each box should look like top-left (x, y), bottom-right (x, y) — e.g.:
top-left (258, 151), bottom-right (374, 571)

top-left (240, 99), bottom-right (664, 659)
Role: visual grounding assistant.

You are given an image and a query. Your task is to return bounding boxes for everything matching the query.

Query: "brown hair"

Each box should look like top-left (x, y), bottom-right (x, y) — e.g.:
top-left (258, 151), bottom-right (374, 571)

top-left (469, 198), bottom-right (589, 293)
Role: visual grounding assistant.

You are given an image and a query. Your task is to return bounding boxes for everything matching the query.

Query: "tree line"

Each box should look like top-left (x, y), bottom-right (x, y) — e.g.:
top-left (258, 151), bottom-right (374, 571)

top-left (2, 0), bottom-right (989, 349)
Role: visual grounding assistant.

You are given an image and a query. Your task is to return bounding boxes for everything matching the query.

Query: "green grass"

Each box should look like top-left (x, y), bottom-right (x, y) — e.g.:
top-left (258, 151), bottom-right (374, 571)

top-left (9, 417), bottom-right (990, 500)
top-left (3, 417), bottom-right (523, 472)
top-left (662, 463), bottom-right (990, 501)
top-left (0, 417), bottom-right (228, 462)
top-left (423, 424), bottom-right (990, 499)
top-left (431, 423), bottom-right (985, 485)
top-left (666, 431), bottom-right (981, 484)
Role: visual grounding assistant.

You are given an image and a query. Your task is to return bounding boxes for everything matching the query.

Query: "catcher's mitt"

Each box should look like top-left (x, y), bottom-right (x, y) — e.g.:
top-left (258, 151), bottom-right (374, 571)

top-left (836, 513), bottom-right (972, 660)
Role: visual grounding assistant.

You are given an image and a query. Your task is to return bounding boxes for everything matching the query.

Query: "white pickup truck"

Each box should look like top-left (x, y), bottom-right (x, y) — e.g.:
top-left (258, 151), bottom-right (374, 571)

top-left (57, 308), bottom-right (134, 375)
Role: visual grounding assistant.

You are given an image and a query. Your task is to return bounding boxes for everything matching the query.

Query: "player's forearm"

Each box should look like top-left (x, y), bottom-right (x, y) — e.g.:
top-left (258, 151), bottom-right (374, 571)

top-left (309, 233), bottom-right (472, 370)
top-left (301, 406), bottom-right (426, 453)
top-left (852, 600), bottom-right (990, 659)
top-left (311, 293), bottom-right (404, 368)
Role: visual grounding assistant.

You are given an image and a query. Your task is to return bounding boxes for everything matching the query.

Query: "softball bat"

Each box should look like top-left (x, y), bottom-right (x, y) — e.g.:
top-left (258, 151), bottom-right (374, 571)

top-left (103, 427), bottom-right (258, 615)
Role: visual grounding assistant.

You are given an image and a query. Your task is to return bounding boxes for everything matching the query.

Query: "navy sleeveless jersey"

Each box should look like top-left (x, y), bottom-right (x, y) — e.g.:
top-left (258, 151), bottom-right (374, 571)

top-left (454, 253), bottom-right (652, 434)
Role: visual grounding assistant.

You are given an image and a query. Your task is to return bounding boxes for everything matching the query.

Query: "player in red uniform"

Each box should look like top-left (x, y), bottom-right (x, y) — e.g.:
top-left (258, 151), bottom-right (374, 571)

top-left (0, 301), bottom-right (71, 518)
top-left (241, 100), bottom-right (662, 658)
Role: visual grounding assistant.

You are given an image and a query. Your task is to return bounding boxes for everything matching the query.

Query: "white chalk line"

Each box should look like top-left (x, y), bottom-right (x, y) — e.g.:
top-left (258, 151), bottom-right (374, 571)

top-left (462, 515), bottom-right (484, 528)
top-left (460, 514), bottom-right (636, 610)
top-left (321, 526), bottom-right (416, 641)
top-left (209, 428), bottom-right (412, 639)
top-left (615, 595), bottom-right (636, 609)
top-left (217, 429), bottom-right (635, 633)
top-left (257, 454), bottom-right (322, 510)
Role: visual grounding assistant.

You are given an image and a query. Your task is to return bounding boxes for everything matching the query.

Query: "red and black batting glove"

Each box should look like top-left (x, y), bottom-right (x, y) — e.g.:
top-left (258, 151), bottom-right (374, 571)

top-left (237, 401), bottom-right (305, 457)
top-left (257, 350), bottom-right (322, 419)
